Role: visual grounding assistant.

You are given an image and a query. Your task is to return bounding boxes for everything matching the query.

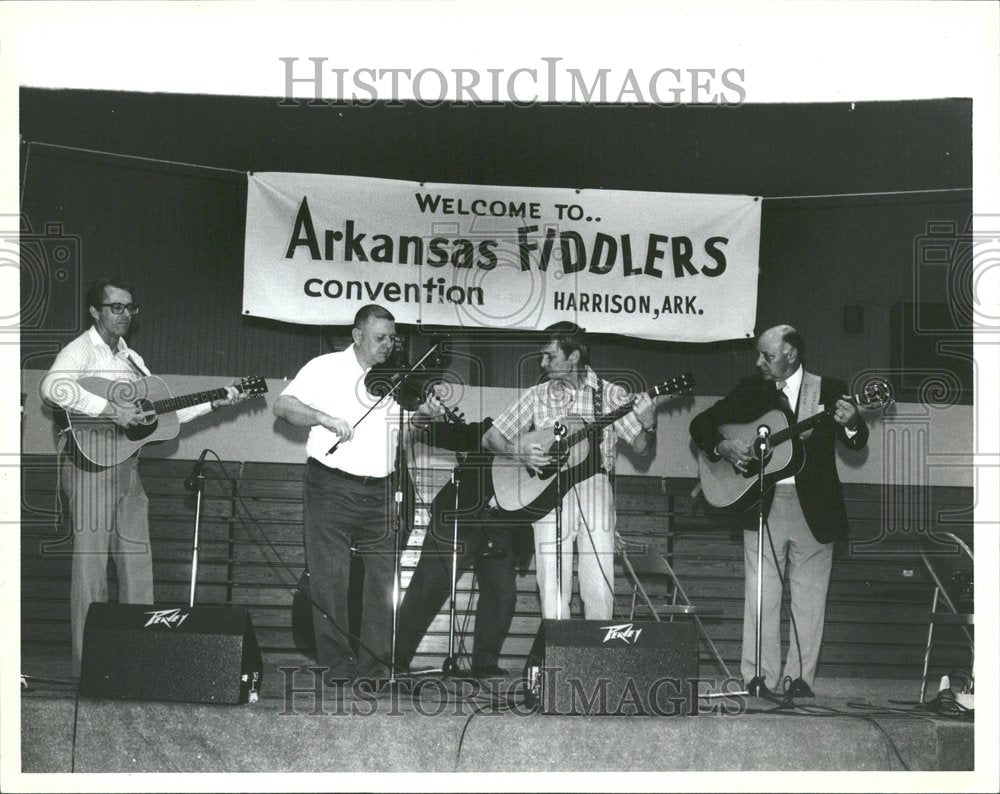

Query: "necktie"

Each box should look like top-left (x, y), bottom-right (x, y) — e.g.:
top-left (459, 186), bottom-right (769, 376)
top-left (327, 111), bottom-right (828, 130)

top-left (776, 381), bottom-right (792, 414)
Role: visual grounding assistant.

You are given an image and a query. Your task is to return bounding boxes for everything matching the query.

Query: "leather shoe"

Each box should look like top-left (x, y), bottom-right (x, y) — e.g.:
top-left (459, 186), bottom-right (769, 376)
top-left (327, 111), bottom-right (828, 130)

top-left (784, 677), bottom-right (815, 699)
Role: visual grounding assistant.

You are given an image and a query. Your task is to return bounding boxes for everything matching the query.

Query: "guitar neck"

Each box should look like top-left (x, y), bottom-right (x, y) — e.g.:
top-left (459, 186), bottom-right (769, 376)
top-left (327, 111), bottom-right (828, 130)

top-left (563, 387), bottom-right (658, 447)
top-left (769, 388), bottom-right (870, 446)
top-left (152, 388), bottom-right (228, 415)
top-left (769, 409), bottom-right (830, 446)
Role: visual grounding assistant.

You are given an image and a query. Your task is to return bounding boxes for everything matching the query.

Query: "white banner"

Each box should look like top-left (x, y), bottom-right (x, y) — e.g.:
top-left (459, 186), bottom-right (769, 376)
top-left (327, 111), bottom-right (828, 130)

top-left (243, 172), bottom-right (760, 342)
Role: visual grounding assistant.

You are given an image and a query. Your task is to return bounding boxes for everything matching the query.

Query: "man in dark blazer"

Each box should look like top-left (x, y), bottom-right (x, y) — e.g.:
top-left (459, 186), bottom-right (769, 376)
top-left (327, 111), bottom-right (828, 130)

top-left (690, 325), bottom-right (868, 698)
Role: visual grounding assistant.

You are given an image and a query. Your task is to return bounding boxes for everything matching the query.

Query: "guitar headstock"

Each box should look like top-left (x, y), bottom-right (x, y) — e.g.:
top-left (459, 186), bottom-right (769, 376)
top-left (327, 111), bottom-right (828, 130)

top-left (237, 375), bottom-right (269, 398)
top-left (652, 372), bottom-right (695, 397)
top-left (855, 379), bottom-right (894, 409)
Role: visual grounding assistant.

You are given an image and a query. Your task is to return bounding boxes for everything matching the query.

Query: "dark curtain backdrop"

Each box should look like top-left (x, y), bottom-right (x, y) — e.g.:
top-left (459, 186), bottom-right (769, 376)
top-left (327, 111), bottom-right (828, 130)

top-left (19, 90), bottom-right (972, 399)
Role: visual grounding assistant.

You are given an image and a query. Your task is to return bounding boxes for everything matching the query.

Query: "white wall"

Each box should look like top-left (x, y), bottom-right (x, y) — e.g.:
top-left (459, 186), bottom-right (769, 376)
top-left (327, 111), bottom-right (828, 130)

top-left (20, 369), bottom-right (974, 487)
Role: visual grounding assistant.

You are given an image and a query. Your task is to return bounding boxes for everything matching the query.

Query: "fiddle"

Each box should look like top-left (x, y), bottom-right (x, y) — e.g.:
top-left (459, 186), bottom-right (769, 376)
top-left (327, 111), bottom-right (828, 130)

top-left (439, 402), bottom-right (466, 425)
top-left (364, 335), bottom-right (451, 402)
top-left (327, 336), bottom-right (456, 455)
top-left (395, 370), bottom-right (467, 425)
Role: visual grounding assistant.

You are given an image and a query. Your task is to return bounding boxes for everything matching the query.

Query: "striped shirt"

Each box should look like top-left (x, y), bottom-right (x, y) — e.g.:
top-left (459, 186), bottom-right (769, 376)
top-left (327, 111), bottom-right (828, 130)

top-left (41, 326), bottom-right (211, 423)
top-left (491, 365), bottom-right (642, 473)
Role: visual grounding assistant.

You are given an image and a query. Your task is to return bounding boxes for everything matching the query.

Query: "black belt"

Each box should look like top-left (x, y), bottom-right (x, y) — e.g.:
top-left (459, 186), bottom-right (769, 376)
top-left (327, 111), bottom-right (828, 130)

top-left (307, 457), bottom-right (389, 484)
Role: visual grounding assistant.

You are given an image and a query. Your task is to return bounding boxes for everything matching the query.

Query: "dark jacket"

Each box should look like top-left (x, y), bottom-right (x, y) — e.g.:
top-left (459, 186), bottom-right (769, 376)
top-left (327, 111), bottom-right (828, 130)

top-left (689, 373), bottom-right (869, 543)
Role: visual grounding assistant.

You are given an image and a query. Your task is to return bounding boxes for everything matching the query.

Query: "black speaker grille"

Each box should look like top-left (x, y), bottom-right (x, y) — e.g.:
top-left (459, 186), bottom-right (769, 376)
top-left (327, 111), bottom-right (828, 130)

top-left (80, 604), bottom-right (262, 704)
top-left (527, 619), bottom-right (699, 716)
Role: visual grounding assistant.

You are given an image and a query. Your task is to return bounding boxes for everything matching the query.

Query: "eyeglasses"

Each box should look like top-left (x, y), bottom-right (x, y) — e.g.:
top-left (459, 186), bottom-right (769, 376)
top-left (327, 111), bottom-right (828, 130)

top-left (100, 303), bottom-right (140, 316)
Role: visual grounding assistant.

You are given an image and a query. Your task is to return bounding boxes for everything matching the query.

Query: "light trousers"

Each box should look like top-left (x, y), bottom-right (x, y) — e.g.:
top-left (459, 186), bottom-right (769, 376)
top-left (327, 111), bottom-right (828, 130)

top-left (742, 485), bottom-right (834, 689)
top-left (61, 454), bottom-right (153, 675)
top-left (532, 474), bottom-right (615, 621)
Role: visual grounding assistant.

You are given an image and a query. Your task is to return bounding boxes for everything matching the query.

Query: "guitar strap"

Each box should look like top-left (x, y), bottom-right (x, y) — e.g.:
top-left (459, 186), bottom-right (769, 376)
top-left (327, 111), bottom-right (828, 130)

top-left (124, 353), bottom-right (150, 378)
top-left (798, 371), bottom-right (822, 441)
top-left (592, 378), bottom-right (608, 474)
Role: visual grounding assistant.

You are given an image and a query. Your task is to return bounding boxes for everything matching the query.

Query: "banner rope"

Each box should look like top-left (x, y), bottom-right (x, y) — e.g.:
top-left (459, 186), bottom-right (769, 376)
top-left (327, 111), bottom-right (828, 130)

top-left (22, 139), bottom-right (971, 201)
top-left (22, 140), bottom-right (247, 176)
top-left (762, 187), bottom-right (970, 202)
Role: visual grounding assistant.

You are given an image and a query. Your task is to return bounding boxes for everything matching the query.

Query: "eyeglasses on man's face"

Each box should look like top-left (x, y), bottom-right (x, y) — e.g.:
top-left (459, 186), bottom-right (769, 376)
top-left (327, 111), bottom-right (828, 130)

top-left (100, 303), bottom-right (140, 316)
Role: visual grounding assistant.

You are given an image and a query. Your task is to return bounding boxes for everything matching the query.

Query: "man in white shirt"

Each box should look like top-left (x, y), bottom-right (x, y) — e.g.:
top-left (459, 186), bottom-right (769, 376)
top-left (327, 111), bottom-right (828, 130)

top-left (273, 304), bottom-right (440, 684)
top-left (41, 279), bottom-right (243, 676)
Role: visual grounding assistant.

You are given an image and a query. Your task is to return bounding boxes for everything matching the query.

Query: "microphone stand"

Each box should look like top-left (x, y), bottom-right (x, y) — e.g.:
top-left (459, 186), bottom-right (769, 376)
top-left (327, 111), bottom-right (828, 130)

top-left (442, 465), bottom-right (462, 675)
top-left (388, 400), bottom-right (407, 687)
top-left (552, 422), bottom-right (568, 620)
top-left (186, 451), bottom-right (208, 608)
top-left (746, 426), bottom-right (771, 697)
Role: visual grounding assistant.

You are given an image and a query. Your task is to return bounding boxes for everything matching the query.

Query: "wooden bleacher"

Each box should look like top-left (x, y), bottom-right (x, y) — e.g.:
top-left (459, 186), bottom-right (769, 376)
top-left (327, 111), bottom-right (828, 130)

top-left (20, 454), bottom-right (974, 681)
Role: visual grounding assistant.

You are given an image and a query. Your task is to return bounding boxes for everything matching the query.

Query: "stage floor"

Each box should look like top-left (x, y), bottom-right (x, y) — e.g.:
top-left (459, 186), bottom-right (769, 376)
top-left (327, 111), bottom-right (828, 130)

top-left (19, 654), bottom-right (974, 775)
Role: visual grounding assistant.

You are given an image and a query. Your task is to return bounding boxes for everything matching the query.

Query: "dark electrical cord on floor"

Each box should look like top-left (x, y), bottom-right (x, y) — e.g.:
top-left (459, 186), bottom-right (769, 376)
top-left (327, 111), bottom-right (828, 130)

top-left (455, 703), bottom-right (487, 770)
top-left (70, 691), bottom-right (81, 773)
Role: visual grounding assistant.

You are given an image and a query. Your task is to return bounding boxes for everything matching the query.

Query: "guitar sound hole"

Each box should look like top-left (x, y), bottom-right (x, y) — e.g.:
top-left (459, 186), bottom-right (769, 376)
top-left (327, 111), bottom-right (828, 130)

top-left (135, 399), bottom-right (157, 425)
top-left (124, 399), bottom-right (159, 441)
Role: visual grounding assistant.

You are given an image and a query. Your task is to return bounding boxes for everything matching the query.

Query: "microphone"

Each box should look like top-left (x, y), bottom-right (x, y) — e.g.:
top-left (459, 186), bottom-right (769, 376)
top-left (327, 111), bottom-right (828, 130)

top-left (184, 448), bottom-right (210, 491)
top-left (553, 421), bottom-right (567, 438)
top-left (752, 425), bottom-right (771, 460)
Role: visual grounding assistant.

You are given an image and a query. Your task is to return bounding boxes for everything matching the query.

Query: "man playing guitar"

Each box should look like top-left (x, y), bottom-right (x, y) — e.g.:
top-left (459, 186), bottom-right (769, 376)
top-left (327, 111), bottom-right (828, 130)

top-left (41, 278), bottom-right (250, 676)
top-left (689, 324), bottom-right (869, 699)
top-left (483, 323), bottom-right (658, 621)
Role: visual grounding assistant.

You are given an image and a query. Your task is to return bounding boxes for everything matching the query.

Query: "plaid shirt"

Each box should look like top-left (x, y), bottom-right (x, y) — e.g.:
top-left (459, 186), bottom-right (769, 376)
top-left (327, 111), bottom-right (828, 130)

top-left (492, 365), bottom-right (642, 473)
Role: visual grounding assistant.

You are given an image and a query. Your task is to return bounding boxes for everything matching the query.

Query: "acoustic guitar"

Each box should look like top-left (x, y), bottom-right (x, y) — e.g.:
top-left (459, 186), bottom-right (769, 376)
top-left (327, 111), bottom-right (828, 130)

top-left (491, 373), bottom-right (694, 514)
top-left (64, 374), bottom-right (267, 466)
top-left (697, 378), bottom-right (893, 512)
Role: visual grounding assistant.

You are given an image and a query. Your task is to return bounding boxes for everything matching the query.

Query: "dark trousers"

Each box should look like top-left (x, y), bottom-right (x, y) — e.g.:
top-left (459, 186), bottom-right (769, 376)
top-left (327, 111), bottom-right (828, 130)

top-left (302, 460), bottom-right (396, 680)
top-left (396, 482), bottom-right (517, 669)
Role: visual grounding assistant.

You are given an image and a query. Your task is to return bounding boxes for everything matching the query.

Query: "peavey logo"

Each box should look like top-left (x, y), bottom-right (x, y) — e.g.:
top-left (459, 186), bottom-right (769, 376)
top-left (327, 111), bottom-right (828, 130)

top-left (144, 608), bottom-right (190, 628)
top-left (600, 622), bottom-right (643, 644)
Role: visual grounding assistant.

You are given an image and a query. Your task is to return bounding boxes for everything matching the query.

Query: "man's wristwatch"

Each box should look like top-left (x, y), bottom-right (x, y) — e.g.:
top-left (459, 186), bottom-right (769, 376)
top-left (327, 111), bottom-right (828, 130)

top-left (641, 423), bottom-right (656, 435)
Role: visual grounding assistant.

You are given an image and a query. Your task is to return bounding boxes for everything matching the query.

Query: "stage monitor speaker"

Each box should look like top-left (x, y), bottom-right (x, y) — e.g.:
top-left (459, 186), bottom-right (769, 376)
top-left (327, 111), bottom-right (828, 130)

top-left (80, 603), bottom-right (262, 704)
top-left (524, 619), bottom-right (698, 716)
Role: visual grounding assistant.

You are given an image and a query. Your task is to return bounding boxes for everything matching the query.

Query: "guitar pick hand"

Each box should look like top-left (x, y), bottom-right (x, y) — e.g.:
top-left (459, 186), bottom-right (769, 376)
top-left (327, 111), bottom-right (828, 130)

top-left (111, 402), bottom-right (143, 428)
top-left (517, 441), bottom-right (552, 474)
top-left (717, 437), bottom-right (752, 473)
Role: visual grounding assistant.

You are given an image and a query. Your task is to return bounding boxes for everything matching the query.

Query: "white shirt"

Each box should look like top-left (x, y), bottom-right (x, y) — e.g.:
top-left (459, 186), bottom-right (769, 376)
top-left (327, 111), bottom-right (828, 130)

top-left (280, 344), bottom-right (404, 477)
top-left (41, 326), bottom-right (211, 423)
top-left (775, 366), bottom-right (804, 485)
top-left (774, 365), bottom-right (856, 485)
